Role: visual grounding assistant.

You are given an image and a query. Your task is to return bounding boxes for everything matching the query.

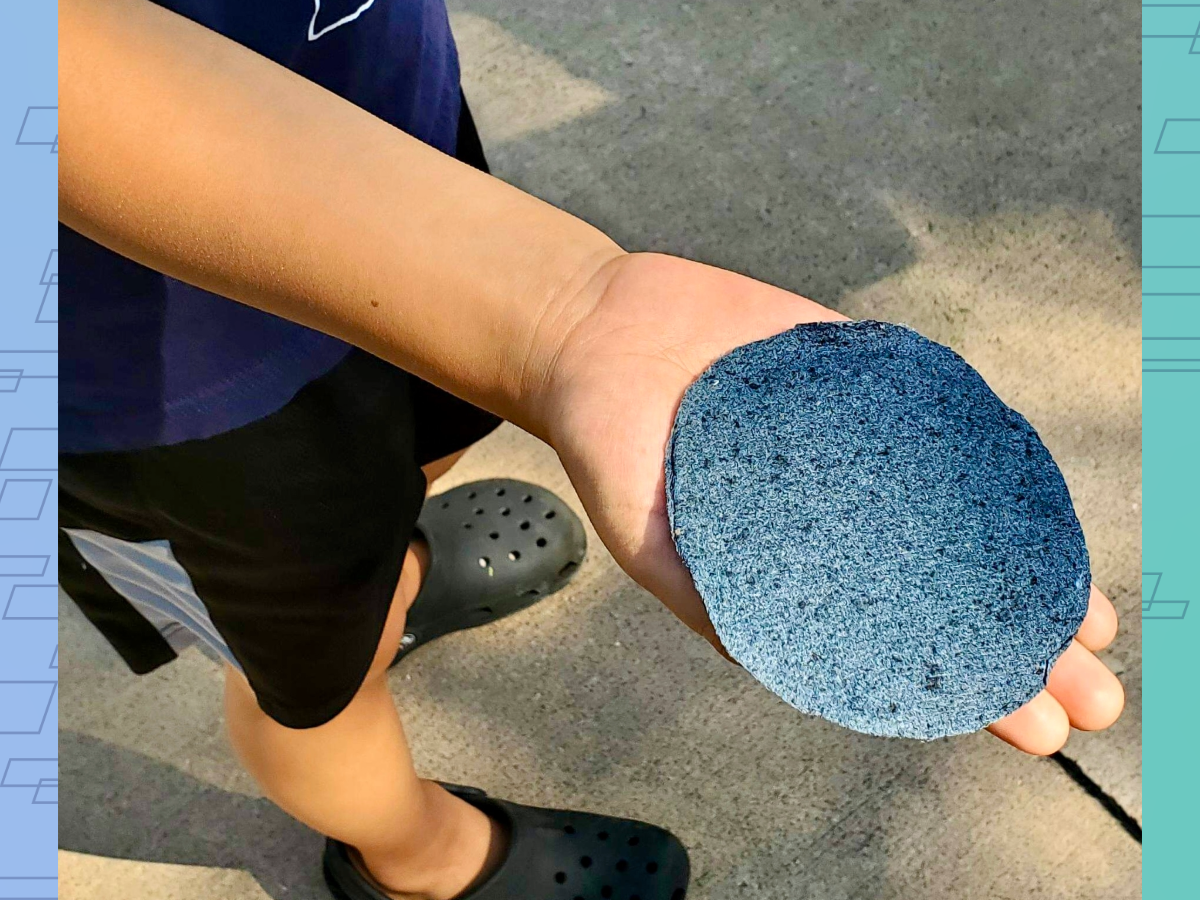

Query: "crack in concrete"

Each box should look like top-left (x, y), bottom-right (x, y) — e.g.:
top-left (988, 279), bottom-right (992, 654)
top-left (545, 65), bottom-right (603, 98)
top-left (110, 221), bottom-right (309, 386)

top-left (1050, 752), bottom-right (1142, 844)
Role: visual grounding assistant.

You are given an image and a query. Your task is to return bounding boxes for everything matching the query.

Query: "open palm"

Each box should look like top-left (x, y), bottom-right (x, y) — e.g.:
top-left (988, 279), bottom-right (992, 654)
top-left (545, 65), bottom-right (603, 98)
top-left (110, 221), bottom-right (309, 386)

top-left (546, 252), bottom-right (1123, 755)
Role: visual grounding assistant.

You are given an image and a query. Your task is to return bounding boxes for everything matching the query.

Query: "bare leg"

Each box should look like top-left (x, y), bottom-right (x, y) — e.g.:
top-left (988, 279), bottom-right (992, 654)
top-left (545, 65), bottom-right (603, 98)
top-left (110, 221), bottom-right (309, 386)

top-left (421, 446), bottom-right (470, 491)
top-left (224, 444), bottom-right (500, 900)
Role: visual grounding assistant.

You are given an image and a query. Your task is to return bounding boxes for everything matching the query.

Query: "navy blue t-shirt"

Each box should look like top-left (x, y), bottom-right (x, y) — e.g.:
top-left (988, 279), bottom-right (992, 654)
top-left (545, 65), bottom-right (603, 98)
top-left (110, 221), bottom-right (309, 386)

top-left (61, 0), bottom-right (462, 453)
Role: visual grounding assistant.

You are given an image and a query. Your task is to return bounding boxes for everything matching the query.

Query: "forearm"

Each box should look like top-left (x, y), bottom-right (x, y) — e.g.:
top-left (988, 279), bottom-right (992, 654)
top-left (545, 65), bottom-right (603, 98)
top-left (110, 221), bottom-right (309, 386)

top-left (59, 0), bottom-right (624, 437)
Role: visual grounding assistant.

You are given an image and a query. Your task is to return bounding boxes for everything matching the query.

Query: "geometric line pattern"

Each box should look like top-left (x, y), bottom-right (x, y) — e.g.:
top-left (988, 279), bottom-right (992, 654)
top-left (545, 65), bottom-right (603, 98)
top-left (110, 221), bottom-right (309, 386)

top-left (0, 684), bottom-right (55, 735)
top-left (34, 251), bottom-right (55, 325)
top-left (0, 480), bottom-right (52, 521)
top-left (4, 48), bottom-right (60, 883)
top-left (3, 585), bottom-right (57, 621)
top-left (13, 107), bottom-right (56, 154)
top-left (1142, 571), bottom-right (1191, 620)
top-left (0, 429), bottom-right (57, 472)
top-left (0, 558), bottom-right (49, 578)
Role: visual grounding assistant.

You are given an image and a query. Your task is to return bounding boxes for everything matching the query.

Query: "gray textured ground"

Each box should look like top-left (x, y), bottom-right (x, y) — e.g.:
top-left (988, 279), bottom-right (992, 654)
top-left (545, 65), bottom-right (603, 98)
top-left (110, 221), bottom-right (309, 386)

top-left (61, 1), bottom-right (1140, 896)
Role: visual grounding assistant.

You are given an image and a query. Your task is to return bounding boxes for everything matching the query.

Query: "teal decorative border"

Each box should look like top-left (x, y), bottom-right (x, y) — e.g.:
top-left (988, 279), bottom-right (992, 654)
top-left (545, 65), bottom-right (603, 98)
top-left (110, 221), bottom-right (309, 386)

top-left (0, 3), bottom-right (58, 897)
top-left (1143, 4), bottom-right (1197, 896)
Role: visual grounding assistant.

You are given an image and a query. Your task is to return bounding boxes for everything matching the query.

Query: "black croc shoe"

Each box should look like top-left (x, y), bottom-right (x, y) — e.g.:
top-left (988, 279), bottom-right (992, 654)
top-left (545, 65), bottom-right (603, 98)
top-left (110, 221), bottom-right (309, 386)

top-left (392, 479), bottom-right (587, 665)
top-left (323, 784), bottom-right (691, 900)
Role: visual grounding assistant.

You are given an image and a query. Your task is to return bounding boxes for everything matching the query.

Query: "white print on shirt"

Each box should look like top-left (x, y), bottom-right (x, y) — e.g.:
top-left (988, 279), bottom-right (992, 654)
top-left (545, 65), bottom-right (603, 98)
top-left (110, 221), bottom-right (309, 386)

top-left (308, 0), bottom-right (377, 41)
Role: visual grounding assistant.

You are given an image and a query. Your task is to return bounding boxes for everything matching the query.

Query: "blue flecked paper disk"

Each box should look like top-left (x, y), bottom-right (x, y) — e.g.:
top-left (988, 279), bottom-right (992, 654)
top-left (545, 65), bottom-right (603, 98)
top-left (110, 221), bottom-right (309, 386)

top-left (666, 321), bottom-right (1090, 739)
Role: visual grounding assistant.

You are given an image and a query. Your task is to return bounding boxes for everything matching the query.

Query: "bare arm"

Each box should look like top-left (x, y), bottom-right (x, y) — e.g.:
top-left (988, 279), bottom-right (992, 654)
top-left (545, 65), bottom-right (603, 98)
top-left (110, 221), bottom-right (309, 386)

top-left (59, 0), bottom-right (622, 438)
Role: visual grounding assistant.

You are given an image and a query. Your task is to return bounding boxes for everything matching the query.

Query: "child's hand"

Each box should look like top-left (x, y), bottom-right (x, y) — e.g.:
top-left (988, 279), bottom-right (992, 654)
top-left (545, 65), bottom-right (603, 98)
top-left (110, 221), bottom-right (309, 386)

top-left (543, 252), bottom-right (1123, 755)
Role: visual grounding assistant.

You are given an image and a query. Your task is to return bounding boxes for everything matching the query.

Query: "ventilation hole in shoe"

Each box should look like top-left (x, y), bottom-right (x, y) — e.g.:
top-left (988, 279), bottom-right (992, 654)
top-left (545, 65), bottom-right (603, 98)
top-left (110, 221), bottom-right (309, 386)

top-left (628, 836), bottom-right (640, 847)
top-left (554, 872), bottom-right (566, 884)
top-left (580, 856), bottom-right (592, 868)
top-left (564, 825), bottom-right (576, 835)
top-left (523, 494), bottom-right (533, 503)
top-left (600, 887), bottom-right (613, 899)
top-left (496, 488), bottom-right (506, 497)
top-left (441, 502), bottom-right (450, 509)
top-left (520, 521), bottom-right (531, 530)
top-left (597, 831), bottom-right (609, 841)
top-left (474, 508), bottom-right (484, 515)
top-left (536, 537), bottom-right (548, 548)
top-left (477, 557), bottom-right (490, 568)
top-left (525, 588), bottom-right (540, 597)
top-left (545, 510), bottom-right (557, 519)
top-left (646, 862), bottom-right (658, 874)
top-left (500, 507), bottom-right (511, 516)
top-left (616, 860), bottom-right (628, 872)
top-left (671, 890), bottom-right (685, 900)
top-left (489, 532), bottom-right (500, 540)
top-left (479, 606), bottom-right (493, 615)
top-left (508, 551), bottom-right (521, 562)
top-left (559, 561), bottom-right (579, 577)
top-left (463, 523), bottom-right (472, 530)
top-left (468, 491), bottom-right (477, 499)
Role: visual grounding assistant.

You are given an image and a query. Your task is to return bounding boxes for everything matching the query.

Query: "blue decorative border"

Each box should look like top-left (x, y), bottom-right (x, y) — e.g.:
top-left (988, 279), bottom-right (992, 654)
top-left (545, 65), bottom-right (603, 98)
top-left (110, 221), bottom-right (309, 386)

top-left (1143, 4), bottom-right (1198, 897)
top-left (0, 3), bottom-right (57, 897)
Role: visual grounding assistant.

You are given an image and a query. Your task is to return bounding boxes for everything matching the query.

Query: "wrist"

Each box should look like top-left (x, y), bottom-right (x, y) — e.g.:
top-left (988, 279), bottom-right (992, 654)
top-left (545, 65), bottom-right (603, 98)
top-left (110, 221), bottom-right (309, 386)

top-left (513, 245), bottom-right (630, 443)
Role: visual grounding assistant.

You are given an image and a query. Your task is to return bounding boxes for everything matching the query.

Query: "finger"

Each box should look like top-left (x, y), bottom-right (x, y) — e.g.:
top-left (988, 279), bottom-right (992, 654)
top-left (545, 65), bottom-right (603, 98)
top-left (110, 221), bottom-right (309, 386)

top-left (648, 545), bottom-right (740, 665)
top-left (1075, 584), bottom-right (1119, 652)
top-left (987, 690), bottom-right (1070, 756)
top-left (1046, 639), bottom-right (1124, 731)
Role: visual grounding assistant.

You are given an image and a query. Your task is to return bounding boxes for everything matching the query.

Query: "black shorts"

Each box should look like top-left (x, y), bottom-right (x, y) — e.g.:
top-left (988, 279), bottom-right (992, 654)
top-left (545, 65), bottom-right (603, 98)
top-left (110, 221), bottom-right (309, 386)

top-left (58, 96), bottom-right (502, 729)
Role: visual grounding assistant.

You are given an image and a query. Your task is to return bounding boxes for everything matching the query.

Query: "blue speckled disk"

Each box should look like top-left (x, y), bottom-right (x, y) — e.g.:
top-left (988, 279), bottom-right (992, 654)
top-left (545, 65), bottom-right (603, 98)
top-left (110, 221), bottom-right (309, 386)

top-left (665, 321), bottom-right (1089, 739)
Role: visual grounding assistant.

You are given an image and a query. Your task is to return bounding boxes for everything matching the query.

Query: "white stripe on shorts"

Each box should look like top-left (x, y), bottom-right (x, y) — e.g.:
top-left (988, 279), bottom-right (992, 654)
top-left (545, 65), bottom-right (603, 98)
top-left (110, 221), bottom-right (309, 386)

top-left (63, 528), bottom-right (241, 671)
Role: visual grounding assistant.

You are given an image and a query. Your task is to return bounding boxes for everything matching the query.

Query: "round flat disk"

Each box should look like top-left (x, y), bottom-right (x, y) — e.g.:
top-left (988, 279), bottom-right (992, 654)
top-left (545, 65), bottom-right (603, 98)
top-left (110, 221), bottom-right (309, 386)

top-left (666, 321), bottom-right (1089, 739)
